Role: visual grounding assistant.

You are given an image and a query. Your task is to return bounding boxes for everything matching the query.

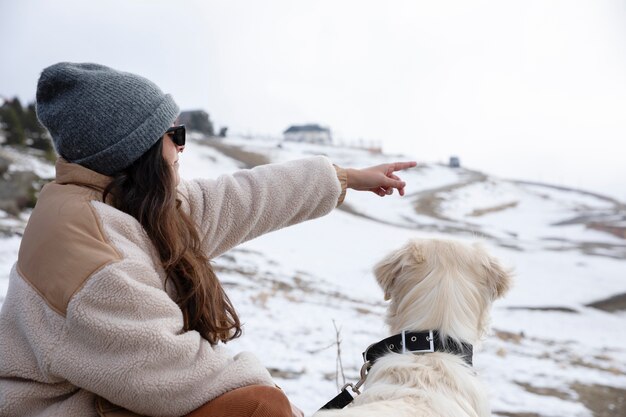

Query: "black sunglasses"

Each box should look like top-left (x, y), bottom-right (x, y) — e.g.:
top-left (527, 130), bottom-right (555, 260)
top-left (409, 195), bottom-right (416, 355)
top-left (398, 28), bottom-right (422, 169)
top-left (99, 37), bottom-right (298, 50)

top-left (165, 125), bottom-right (186, 146)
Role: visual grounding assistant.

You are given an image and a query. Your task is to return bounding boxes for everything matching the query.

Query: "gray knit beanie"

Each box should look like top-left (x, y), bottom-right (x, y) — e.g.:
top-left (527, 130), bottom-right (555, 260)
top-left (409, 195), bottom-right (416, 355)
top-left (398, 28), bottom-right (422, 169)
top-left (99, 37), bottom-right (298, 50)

top-left (36, 62), bottom-right (179, 175)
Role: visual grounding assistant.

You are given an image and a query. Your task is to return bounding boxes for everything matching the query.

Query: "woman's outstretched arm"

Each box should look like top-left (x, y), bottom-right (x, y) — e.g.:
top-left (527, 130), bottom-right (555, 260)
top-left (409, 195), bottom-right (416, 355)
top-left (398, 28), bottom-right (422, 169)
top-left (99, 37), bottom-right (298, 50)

top-left (178, 157), bottom-right (416, 259)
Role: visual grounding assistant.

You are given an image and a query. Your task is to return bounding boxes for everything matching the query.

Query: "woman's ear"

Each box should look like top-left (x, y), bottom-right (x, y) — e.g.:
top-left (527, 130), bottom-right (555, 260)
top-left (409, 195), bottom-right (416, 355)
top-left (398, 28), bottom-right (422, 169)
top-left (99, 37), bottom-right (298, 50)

top-left (373, 240), bottom-right (424, 301)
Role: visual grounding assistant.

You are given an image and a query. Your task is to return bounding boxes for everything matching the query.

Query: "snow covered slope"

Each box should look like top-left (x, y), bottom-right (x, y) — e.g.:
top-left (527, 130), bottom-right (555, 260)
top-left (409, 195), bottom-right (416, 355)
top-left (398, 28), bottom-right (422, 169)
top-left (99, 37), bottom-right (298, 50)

top-left (1, 136), bottom-right (624, 417)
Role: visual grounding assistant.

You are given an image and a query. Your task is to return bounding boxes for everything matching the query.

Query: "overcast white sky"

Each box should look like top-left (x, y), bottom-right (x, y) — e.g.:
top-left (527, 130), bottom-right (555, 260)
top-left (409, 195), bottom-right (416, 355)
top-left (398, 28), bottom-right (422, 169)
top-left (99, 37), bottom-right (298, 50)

top-left (1, 0), bottom-right (625, 200)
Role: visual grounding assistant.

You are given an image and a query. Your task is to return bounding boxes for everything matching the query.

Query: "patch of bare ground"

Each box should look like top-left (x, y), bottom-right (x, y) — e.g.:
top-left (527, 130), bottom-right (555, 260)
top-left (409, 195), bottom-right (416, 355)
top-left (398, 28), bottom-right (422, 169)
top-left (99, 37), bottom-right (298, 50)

top-left (497, 243), bottom-right (525, 251)
top-left (569, 357), bottom-right (624, 375)
top-left (199, 139), bottom-right (270, 168)
top-left (541, 237), bottom-right (626, 260)
top-left (515, 381), bottom-right (572, 401)
top-left (571, 383), bottom-right (626, 417)
top-left (578, 241), bottom-right (626, 258)
top-left (511, 381), bottom-right (626, 417)
top-left (354, 307), bottom-right (376, 315)
top-left (586, 292), bottom-right (626, 312)
top-left (410, 170), bottom-right (488, 220)
top-left (494, 329), bottom-right (525, 344)
top-left (505, 306), bottom-right (579, 313)
top-left (214, 264), bottom-right (260, 282)
top-left (588, 223), bottom-right (626, 240)
top-left (554, 214), bottom-right (626, 240)
top-left (469, 201), bottom-right (519, 217)
top-left (268, 367), bottom-right (304, 379)
top-left (413, 193), bottom-right (450, 220)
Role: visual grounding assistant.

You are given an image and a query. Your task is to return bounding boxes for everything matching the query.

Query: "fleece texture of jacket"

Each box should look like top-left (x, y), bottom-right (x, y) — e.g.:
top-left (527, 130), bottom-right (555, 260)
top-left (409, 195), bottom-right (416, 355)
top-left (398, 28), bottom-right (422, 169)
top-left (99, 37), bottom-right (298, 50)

top-left (0, 156), bottom-right (345, 417)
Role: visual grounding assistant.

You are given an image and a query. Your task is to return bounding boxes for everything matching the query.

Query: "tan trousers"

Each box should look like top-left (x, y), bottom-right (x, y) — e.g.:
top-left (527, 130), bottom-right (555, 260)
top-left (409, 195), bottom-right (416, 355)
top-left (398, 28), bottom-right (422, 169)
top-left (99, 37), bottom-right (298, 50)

top-left (184, 385), bottom-right (292, 417)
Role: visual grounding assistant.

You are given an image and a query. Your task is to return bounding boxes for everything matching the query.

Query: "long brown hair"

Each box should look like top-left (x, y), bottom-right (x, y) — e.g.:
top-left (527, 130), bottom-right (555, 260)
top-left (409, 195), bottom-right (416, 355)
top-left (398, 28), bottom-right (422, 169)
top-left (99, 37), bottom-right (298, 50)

top-left (103, 138), bottom-right (241, 344)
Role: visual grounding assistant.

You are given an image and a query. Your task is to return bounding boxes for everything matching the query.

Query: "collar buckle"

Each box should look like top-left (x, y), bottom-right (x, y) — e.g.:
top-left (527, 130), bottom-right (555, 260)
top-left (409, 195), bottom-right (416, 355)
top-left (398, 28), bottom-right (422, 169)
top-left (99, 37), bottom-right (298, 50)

top-left (403, 329), bottom-right (435, 353)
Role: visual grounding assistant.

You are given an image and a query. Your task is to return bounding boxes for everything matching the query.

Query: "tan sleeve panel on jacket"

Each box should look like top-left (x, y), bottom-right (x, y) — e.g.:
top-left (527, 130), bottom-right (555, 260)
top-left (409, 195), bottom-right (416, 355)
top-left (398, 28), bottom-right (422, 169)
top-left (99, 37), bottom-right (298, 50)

top-left (17, 182), bottom-right (122, 317)
top-left (333, 164), bottom-right (348, 206)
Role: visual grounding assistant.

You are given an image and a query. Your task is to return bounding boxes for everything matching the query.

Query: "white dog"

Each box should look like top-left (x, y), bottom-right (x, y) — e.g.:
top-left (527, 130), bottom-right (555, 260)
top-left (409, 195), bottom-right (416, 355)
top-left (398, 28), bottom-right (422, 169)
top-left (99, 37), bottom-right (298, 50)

top-left (315, 239), bottom-right (512, 417)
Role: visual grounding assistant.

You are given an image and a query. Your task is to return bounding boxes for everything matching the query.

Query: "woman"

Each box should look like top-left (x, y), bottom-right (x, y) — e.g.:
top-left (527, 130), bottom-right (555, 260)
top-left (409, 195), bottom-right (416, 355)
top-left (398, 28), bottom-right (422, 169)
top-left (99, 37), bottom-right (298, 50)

top-left (0, 62), bottom-right (415, 417)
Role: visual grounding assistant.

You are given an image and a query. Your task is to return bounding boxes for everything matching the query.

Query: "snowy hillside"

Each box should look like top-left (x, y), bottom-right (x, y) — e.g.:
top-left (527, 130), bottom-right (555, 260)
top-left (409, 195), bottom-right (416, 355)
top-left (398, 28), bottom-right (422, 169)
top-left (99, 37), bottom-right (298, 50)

top-left (1, 136), bottom-right (625, 417)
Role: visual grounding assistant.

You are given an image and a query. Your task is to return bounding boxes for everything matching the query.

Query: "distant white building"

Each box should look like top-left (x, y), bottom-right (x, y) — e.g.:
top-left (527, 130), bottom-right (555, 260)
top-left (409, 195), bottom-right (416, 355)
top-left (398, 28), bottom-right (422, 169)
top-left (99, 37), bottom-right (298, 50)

top-left (283, 124), bottom-right (332, 145)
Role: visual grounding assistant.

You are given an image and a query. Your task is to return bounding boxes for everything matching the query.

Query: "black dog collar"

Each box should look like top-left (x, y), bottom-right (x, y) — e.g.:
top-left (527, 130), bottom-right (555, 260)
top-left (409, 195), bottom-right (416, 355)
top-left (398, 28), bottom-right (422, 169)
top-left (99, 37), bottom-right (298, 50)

top-left (363, 330), bottom-right (473, 366)
top-left (319, 330), bottom-right (474, 411)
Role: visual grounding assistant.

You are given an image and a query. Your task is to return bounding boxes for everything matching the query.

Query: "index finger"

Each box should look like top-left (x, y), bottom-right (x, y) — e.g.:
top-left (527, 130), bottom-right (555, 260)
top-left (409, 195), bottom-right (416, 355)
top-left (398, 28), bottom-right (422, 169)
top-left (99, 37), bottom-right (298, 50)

top-left (389, 161), bottom-right (418, 173)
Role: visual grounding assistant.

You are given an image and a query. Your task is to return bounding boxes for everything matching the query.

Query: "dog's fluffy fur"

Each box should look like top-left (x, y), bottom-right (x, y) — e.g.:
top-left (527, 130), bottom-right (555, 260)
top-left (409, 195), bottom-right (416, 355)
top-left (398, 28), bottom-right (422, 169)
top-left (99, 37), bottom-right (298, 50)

top-left (315, 239), bottom-right (512, 417)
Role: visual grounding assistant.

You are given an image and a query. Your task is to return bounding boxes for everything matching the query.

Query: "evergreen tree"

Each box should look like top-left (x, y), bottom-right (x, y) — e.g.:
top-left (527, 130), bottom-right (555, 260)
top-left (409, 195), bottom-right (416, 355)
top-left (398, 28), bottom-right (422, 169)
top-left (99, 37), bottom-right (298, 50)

top-left (23, 103), bottom-right (43, 134)
top-left (25, 103), bottom-right (53, 153)
top-left (0, 106), bottom-right (26, 146)
top-left (179, 110), bottom-right (214, 136)
top-left (7, 97), bottom-right (24, 119)
top-left (0, 98), bottom-right (54, 153)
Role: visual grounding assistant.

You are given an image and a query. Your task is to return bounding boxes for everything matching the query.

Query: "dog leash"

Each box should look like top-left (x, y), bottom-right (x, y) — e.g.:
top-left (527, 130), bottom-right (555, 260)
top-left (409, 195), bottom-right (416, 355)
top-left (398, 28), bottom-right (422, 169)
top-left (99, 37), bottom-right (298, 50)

top-left (319, 359), bottom-right (371, 410)
top-left (318, 330), bottom-right (474, 411)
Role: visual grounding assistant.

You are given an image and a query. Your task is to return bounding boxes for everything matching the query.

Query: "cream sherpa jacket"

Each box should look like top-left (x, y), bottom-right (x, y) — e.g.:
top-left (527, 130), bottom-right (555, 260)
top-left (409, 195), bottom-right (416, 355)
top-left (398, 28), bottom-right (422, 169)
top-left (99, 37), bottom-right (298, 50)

top-left (0, 156), bottom-right (347, 417)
